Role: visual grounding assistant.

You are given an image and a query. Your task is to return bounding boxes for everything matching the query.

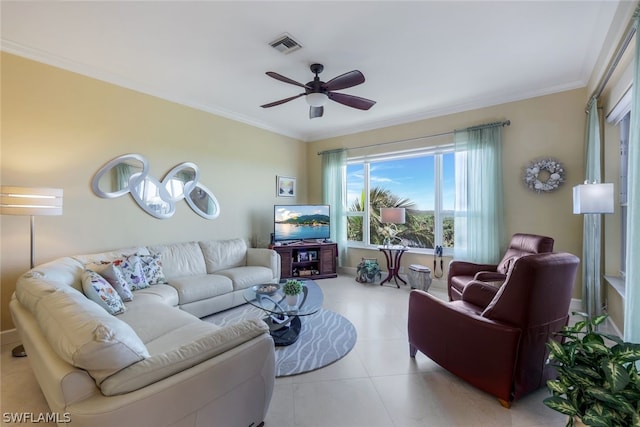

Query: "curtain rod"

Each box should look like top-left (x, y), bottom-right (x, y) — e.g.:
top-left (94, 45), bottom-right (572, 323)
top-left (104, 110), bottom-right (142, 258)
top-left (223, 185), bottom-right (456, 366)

top-left (316, 120), bottom-right (510, 156)
top-left (589, 4), bottom-right (639, 107)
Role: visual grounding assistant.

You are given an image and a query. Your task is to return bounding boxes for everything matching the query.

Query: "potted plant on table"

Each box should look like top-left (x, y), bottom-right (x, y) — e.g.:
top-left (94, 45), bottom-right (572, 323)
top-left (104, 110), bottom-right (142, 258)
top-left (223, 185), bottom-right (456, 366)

top-left (543, 313), bottom-right (640, 427)
top-left (283, 279), bottom-right (303, 306)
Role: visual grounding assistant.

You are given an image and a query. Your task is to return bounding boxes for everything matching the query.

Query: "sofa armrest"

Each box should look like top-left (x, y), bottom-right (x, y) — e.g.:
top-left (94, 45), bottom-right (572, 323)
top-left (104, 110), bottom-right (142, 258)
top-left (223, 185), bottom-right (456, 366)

top-left (247, 248), bottom-right (280, 280)
top-left (461, 280), bottom-right (501, 309)
top-left (100, 319), bottom-right (269, 395)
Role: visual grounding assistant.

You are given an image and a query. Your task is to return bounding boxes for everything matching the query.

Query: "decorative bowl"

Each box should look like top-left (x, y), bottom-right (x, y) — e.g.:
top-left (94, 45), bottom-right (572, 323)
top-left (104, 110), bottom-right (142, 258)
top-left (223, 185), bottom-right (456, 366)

top-left (253, 284), bottom-right (280, 296)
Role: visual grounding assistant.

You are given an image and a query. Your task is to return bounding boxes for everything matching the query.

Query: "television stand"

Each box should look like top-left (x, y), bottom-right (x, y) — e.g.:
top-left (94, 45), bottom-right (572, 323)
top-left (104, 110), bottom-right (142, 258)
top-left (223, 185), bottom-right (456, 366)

top-left (270, 242), bottom-right (338, 279)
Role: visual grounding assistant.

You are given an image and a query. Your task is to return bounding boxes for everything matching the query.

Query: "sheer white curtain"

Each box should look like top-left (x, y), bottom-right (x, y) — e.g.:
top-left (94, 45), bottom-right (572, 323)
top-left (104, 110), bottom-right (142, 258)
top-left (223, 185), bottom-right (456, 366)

top-left (322, 150), bottom-right (347, 266)
top-left (624, 12), bottom-right (640, 343)
top-left (453, 123), bottom-right (505, 263)
top-left (582, 97), bottom-right (604, 317)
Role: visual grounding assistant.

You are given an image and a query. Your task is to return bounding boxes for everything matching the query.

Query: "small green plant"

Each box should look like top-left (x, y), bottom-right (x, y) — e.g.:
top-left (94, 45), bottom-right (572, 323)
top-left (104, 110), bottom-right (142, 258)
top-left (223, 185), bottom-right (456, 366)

top-left (543, 313), bottom-right (640, 427)
top-left (282, 279), bottom-right (303, 296)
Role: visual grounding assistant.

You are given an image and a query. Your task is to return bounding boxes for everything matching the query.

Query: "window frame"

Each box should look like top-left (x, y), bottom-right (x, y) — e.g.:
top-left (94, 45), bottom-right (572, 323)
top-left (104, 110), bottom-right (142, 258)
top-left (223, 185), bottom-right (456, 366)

top-left (345, 145), bottom-right (455, 255)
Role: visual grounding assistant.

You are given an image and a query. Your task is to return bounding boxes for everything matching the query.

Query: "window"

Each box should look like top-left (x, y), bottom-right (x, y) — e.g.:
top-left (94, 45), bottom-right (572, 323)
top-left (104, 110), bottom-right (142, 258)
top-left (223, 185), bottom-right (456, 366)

top-left (346, 147), bottom-right (455, 252)
top-left (619, 111), bottom-right (630, 278)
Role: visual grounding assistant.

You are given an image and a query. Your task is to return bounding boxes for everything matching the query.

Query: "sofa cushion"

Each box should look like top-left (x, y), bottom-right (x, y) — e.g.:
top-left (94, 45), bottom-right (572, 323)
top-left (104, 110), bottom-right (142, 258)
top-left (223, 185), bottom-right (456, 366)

top-left (131, 284), bottom-right (179, 307)
top-left (34, 289), bottom-right (149, 384)
top-left (149, 242), bottom-right (207, 278)
top-left (118, 301), bottom-right (205, 345)
top-left (99, 319), bottom-right (269, 396)
top-left (81, 269), bottom-right (127, 315)
top-left (169, 274), bottom-right (233, 305)
top-left (199, 238), bottom-right (247, 273)
top-left (216, 266), bottom-right (277, 290)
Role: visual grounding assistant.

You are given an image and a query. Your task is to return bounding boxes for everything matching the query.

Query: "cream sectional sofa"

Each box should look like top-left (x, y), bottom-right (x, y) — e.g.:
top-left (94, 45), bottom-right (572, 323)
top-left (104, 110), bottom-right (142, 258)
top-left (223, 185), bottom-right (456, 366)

top-left (9, 238), bottom-right (280, 427)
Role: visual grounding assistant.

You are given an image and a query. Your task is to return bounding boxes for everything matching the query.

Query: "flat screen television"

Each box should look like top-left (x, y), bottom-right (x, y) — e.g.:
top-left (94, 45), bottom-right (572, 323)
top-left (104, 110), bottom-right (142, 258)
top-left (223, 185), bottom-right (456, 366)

top-left (274, 204), bottom-right (330, 242)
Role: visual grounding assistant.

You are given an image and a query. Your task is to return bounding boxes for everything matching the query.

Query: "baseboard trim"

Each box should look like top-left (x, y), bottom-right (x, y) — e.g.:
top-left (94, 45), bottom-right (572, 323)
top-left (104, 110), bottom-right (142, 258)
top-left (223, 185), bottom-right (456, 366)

top-left (1, 328), bottom-right (20, 346)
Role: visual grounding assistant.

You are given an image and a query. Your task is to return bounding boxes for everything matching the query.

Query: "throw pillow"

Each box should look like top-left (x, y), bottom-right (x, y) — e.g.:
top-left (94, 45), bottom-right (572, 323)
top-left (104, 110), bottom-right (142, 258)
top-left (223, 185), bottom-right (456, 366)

top-left (81, 269), bottom-right (126, 315)
top-left (138, 253), bottom-right (168, 285)
top-left (112, 255), bottom-right (149, 291)
top-left (99, 263), bottom-right (134, 301)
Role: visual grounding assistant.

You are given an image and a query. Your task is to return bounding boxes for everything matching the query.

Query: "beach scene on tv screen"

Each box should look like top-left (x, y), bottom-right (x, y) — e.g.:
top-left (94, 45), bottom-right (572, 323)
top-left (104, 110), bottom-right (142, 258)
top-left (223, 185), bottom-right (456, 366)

top-left (275, 205), bottom-right (330, 241)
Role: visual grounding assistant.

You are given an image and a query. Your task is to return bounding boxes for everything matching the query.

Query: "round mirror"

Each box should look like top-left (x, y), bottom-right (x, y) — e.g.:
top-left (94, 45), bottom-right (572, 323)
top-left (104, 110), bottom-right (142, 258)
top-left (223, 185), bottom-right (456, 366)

top-left (162, 162), bottom-right (200, 202)
top-left (92, 154), bottom-right (148, 199)
top-left (129, 173), bottom-right (175, 219)
top-left (185, 183), bottom-right (220, 219)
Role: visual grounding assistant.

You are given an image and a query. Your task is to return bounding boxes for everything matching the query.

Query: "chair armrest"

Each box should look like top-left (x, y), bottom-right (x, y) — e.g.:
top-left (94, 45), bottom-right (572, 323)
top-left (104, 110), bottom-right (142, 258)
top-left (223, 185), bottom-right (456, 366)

top-left (447, 260), bottom-right (498, 279)
top-left (461, 280), bottom-right (501, 309)
top-left (474, 271), bottom-right (507, 282)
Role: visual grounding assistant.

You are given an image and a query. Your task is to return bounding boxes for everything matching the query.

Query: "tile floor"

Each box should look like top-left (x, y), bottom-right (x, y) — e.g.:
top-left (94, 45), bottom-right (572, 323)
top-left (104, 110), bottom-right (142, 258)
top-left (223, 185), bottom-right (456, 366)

top-left (1, 275), bottom-right (573, 427)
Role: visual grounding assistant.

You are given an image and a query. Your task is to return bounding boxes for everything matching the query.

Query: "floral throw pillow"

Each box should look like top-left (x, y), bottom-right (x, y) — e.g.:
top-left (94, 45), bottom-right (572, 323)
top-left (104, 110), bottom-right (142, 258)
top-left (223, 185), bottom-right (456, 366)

top-left (82, 269), bottom-right (126, 315)
top-left (99, 263), bottom-right (134, 301)
top-left (112, 255), bottom-right (149, 291)
top-left (138, 254), bottom-right (168, 285)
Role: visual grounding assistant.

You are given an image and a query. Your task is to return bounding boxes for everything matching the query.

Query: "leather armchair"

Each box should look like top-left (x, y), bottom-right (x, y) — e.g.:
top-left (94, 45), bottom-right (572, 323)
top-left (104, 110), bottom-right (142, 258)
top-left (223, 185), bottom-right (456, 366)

top-left (447, 233), bottom-right (554, 300)
top-left (409, 252), bottom-right (579, 407)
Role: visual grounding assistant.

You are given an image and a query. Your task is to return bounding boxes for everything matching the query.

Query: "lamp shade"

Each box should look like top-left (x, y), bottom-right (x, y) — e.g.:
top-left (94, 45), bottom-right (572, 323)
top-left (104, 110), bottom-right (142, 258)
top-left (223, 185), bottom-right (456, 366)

top-left (0, 186), bottom-right (63, 216)
top-left (572, 183), bottom-right (614, 214)
top-left (305, 92), bottom-right (328, 107)
top-left (380, 207), bottom-right (406, 224)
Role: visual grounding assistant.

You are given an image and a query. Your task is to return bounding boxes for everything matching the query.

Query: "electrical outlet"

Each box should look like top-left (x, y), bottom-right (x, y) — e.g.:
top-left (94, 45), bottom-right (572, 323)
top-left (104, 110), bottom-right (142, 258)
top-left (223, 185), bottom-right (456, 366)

top-left (399, 266), bottom-right (404, 274)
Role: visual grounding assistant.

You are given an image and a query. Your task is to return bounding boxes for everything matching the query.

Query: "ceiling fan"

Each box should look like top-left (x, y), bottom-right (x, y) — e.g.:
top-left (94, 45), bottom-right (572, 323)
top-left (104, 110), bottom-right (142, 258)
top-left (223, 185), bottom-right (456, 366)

top-left (260, 63), bottom-right (376, 119)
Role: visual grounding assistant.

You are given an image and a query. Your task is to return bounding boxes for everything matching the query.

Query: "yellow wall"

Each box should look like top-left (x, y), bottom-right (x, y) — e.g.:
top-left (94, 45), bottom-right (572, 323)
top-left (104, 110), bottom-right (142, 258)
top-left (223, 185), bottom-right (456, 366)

top-left (0, 53), bottom-right (305, 331)
top-left (307, 89), bottom-right (588, 289)
top-left (0, 53), bottom-right (594, 333)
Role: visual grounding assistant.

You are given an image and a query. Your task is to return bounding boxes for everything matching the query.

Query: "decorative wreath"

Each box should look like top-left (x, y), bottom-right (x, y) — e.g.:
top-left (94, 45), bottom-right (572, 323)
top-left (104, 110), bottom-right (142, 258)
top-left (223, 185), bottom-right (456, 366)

top-left (523, 158), bottom-right (565, 193)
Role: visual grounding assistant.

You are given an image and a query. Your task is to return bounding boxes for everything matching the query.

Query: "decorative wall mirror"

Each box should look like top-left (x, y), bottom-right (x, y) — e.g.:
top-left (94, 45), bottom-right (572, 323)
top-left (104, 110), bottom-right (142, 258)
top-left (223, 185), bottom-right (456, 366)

top-left (92, 155), bottom-right (220, 220)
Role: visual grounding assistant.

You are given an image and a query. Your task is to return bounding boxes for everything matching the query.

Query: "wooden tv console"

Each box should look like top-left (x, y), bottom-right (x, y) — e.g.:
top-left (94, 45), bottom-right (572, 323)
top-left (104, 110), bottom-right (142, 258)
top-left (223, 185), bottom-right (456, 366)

top-left (270, 241), bottom-right (338, 279)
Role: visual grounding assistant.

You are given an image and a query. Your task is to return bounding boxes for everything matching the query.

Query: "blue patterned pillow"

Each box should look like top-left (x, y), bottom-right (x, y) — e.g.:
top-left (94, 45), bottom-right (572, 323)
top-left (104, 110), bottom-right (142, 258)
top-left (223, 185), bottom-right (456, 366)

top-left (139, 254), bottom-right (168, 285)
top-left (99, 263), bottom-right (134, 301)
top-left (82, 269), bottom-right (126, 315)
top-left (112, 255), bottom-right (149, 291)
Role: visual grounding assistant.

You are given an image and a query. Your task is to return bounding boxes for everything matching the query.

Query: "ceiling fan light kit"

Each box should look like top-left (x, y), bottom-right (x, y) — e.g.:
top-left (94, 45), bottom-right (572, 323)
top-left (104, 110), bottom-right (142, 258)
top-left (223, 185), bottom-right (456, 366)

top-left (261, 63), bottom-right (376, 119)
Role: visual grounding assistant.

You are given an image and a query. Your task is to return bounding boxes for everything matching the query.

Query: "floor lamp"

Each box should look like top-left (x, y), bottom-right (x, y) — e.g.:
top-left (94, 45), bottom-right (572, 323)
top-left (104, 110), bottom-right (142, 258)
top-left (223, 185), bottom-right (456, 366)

top-left (572, 182), bottom-right (614, 319)
top-left (0, 186), bottom-right (63, 357)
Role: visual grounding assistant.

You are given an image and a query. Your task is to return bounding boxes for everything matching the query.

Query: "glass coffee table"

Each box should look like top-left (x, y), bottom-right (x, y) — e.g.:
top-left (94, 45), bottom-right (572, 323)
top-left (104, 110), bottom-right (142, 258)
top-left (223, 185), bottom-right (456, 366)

top-left (243, 280), bottom-right (323, 346)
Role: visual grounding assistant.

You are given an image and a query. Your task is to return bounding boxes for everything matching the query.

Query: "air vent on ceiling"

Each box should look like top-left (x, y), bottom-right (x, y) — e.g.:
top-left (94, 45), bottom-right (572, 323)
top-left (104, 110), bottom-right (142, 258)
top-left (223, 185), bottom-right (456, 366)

top-left (269, 33), bottom-right (302, 54)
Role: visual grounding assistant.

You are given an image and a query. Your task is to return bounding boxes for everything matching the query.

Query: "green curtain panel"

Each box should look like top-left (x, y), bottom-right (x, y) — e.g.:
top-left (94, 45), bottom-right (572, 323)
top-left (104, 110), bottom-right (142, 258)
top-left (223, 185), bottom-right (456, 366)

top-left (583, 97), bottom-right (603, 318)
top-left (322, 149), bottom-right (347, 266)
top-left (624, 11), bottom-right (640, 343)
top-left (453, 123), bottom-right (505, 263)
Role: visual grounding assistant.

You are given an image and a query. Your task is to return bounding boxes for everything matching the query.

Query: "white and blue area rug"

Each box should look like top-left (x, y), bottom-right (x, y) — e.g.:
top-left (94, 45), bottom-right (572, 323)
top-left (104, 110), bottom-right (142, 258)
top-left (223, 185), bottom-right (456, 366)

top-left (204, 305), bottom-right (357, 377)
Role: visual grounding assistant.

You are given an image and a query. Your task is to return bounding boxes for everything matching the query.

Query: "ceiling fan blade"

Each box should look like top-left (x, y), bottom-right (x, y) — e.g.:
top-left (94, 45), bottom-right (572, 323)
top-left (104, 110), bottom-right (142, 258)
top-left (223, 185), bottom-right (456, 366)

top-left (309, 106), bottom-right (324, 119)
top-left (265, 72), bottom-right (310, 89)
top-left (323, 70), bottom-right (365, 91)
top-left (327, 92), bottom-right (376, 110)
top-left (260, 93), bottom-right (305, 108)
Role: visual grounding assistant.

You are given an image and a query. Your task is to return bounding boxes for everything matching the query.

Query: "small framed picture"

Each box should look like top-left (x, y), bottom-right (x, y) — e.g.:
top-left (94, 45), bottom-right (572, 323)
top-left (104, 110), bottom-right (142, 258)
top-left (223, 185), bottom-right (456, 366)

top-left (309, 251), bottom-right (318, 261)
top-left (297, 251), bottom-right (309, 262)
top-left (277, 176), bottom-right (296, 197)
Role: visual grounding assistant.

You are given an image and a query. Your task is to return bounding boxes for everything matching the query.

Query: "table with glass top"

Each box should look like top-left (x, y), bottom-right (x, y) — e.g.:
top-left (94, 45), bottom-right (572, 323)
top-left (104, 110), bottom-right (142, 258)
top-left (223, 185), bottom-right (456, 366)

top-left (243, 280), bottom-right (324, 346)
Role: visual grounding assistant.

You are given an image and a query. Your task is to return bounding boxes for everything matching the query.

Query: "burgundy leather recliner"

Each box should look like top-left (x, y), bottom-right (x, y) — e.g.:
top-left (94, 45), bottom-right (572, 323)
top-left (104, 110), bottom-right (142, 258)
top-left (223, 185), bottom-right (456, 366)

top-left (447, 233), bottom-right (554, 301)
top-left (408, 252), bottom-right (579, 407)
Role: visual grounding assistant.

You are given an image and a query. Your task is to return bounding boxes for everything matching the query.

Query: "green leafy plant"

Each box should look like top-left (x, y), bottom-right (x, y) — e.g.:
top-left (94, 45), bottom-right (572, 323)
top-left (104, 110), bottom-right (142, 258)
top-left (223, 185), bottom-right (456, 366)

top-left (544, 313), bottom-right (640, 427)
top-left (282, 279), bottom-right (303, 296)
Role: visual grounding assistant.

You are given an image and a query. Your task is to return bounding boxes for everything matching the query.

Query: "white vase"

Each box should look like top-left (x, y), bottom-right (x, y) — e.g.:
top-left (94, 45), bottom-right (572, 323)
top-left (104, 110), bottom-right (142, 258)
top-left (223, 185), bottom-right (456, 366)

top-left (286, 294), bottom-right (299, 306)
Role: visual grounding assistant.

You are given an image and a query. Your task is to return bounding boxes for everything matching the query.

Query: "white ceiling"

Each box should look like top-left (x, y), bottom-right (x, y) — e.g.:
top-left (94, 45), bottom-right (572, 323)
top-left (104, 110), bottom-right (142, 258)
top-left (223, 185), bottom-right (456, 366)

top-left (0, 1), bottom-right (625, 142)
